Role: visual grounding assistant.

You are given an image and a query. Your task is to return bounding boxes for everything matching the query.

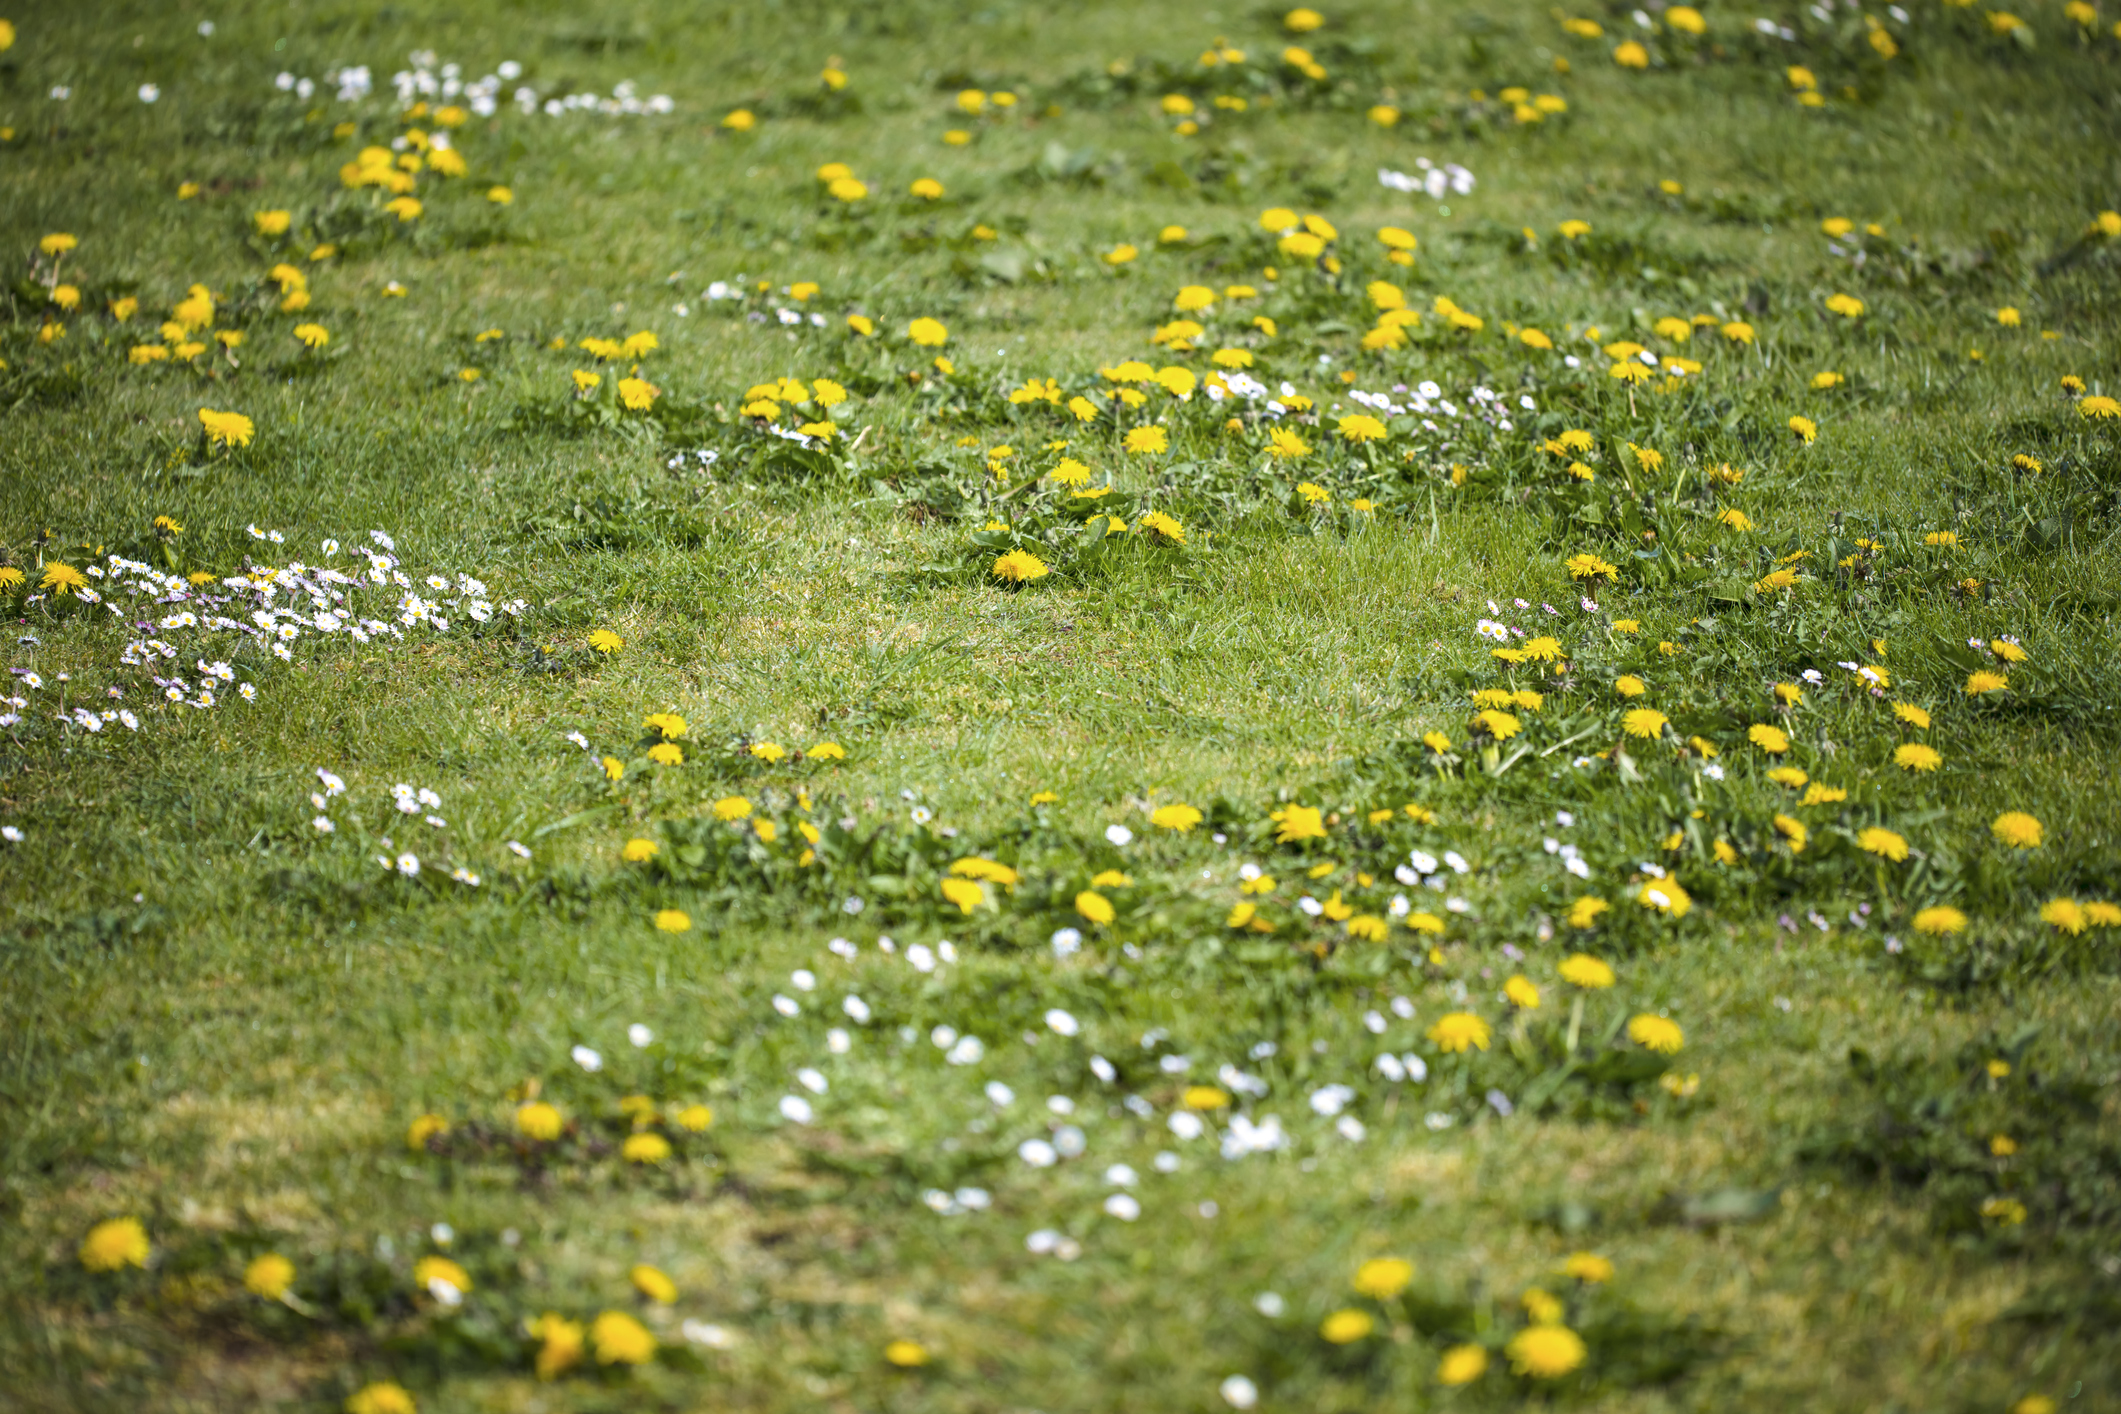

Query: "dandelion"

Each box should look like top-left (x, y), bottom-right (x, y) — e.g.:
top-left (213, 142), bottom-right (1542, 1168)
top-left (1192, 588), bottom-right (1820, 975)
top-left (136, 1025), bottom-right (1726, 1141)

top-left (1912, 906), bottom-right (1966, 935)
top-left (517, 1101), bottom-right (563, 1140)
top-left (1895, 743), bottom-right (1941, 772)
top-left (1267, 428), bottom-right (1311, 459)
top-left (2081, 395), bottom-right (2121, 420)
top-left (1627, 1014), bottom-right (1684, 1053)
top-left (908, 317), bottom-right (949, 347)
top-left (1622, 708), bottom-right (1668, 739)
top-left (346, 1384), bottom-right (417, 1414)
top-left (1504, 975), bottom-right (1541, 1009)
top-left (244, 1253), bottom-right (296, 1299)
top-left (622, 1132), bottom-right (671, 1164)
top-left (993, 549), bottom-right (1049, 584)
top-left (531, 1314), bottom-right (585, 1379)
top-left (79, 1217), bottom-right (151, 1272)
top-left (1073, 891), bottom-right (1115, 925)
top-left (592, 1310), bottom-right (657, 1364)
top-left (1965, 671), bottom-right (2008, 695)
top-left (2040, 899), bottom-right (2087, 935)
top-left (1748, 723), bottom-right (1790, 754)
top-left (631, 1264), bottom-right (678, 1304)
top-left (413, 1255), bottom-right (470, 1298)
top-left (1637, 873), bottom-right (1688, 920)
top-left (884, 1339), bottom-right (930, 1367)
top-left (588, 629), bottom-right (623, 653)
top-left (1271, 804), bottom-right (1326, 841)
top-left (198, 408), bottom-right (256, 447)
top-left (1353, 1257), bottom-right (1414, 1299)
top-left (254, 210), bottom-right (292, 236)
top-left (1474, 709), bottom-right (1521, 740)
top-left (1991, 812), bottom-right (2043, 849)
top-left (1320, 1309), bottom-right (1375, 1343)
top-left (1438, 1345), bottom-right (1489, 1385)
top-left (1124, 426), bottom-right (1169, 455)
top-left (1857, 828), bottom-right (1908, 862)
top-left (1428, 1013), bottom-right (1491, 1053)
top-left (39, 562), bottom-right (87, 596)
top-left (1507, 1325), bottom-right (1587, 1378)
top-left (1789, 415), bottom-right (1818, 444)
top-left (1337, 413), bottom-right (1389, 443)
top-left (1151, 804), bottom-right (1203, 832)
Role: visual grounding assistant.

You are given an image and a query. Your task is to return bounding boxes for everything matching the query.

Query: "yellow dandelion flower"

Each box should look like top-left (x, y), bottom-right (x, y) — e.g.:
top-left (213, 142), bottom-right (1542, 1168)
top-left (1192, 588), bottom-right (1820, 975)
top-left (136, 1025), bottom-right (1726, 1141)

top-left (1353, 1257), bottom-right (1414, 1299)
top-left (993, 549), bottom-right (1049, 584)
top-left (1438, 1344), bottom-right (1489, 1385)
top-left (1075, 891), bottom-right (1115, 924)
top-left (1507, 1324), bottom-right (1587, 1378)
top-left (1857, 828), bottom-right (1908, 861)
top-left (516, 1101), bottom-right (563, 1140)
top-left (2040, 899), bottom-right (2087, 935)
top-left (591, 1310), bottom-right (657, 1364)
top-left (1622, 708), bottom-right (1668, 739)
top-left (346, 1383), bottom-right (418, 1414)
top-left (1627, 1014), bottom-right (1684, 1053)
top-left (1747, 723), bottom-right (1790, 754)
top-left (1320, 1309), bottom-right (1375, 1343)
top-left (622, 1132), bottom-right (671, 1164)
top-left (244, 1253), bottom-right (296, 1299)
top-left (1427, 1012), bottom-right (1491, 1053)
top-left (79, 1218), bottom-right (151, 1273)
top-left (1991, 812), bottom-right (2043, 849)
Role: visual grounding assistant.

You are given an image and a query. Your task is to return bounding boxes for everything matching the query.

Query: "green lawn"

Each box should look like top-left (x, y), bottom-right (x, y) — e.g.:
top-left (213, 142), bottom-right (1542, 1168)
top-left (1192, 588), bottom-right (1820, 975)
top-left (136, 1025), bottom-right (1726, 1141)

top-left (3, 2), bottom-right (2120, 1410)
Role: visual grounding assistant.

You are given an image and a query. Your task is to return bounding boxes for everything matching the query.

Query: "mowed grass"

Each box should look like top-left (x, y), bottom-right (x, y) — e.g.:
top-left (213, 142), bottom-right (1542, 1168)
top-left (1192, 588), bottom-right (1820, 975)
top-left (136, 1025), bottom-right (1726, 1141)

top-left (4, 0), bottom-right (2121, 1410)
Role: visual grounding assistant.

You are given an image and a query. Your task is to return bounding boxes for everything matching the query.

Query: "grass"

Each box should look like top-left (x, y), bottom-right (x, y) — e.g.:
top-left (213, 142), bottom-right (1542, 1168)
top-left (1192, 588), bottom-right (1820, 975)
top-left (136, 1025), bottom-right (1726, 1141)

top-left (3, 0), bottom-right (2121, 1410)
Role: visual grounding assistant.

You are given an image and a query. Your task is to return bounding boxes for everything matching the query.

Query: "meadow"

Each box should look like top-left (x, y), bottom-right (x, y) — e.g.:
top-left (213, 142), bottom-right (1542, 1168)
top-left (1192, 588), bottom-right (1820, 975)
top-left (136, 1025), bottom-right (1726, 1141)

top-left (2, 1), bottom-right (2120, 1410)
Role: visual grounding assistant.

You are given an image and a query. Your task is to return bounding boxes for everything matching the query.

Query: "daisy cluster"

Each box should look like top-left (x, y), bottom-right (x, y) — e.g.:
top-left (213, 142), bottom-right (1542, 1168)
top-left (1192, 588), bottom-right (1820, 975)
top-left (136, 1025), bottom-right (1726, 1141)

top-left (3, 530), bottom-right (520, 744)
top-left (277, 52), bottom-right (672, 119)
